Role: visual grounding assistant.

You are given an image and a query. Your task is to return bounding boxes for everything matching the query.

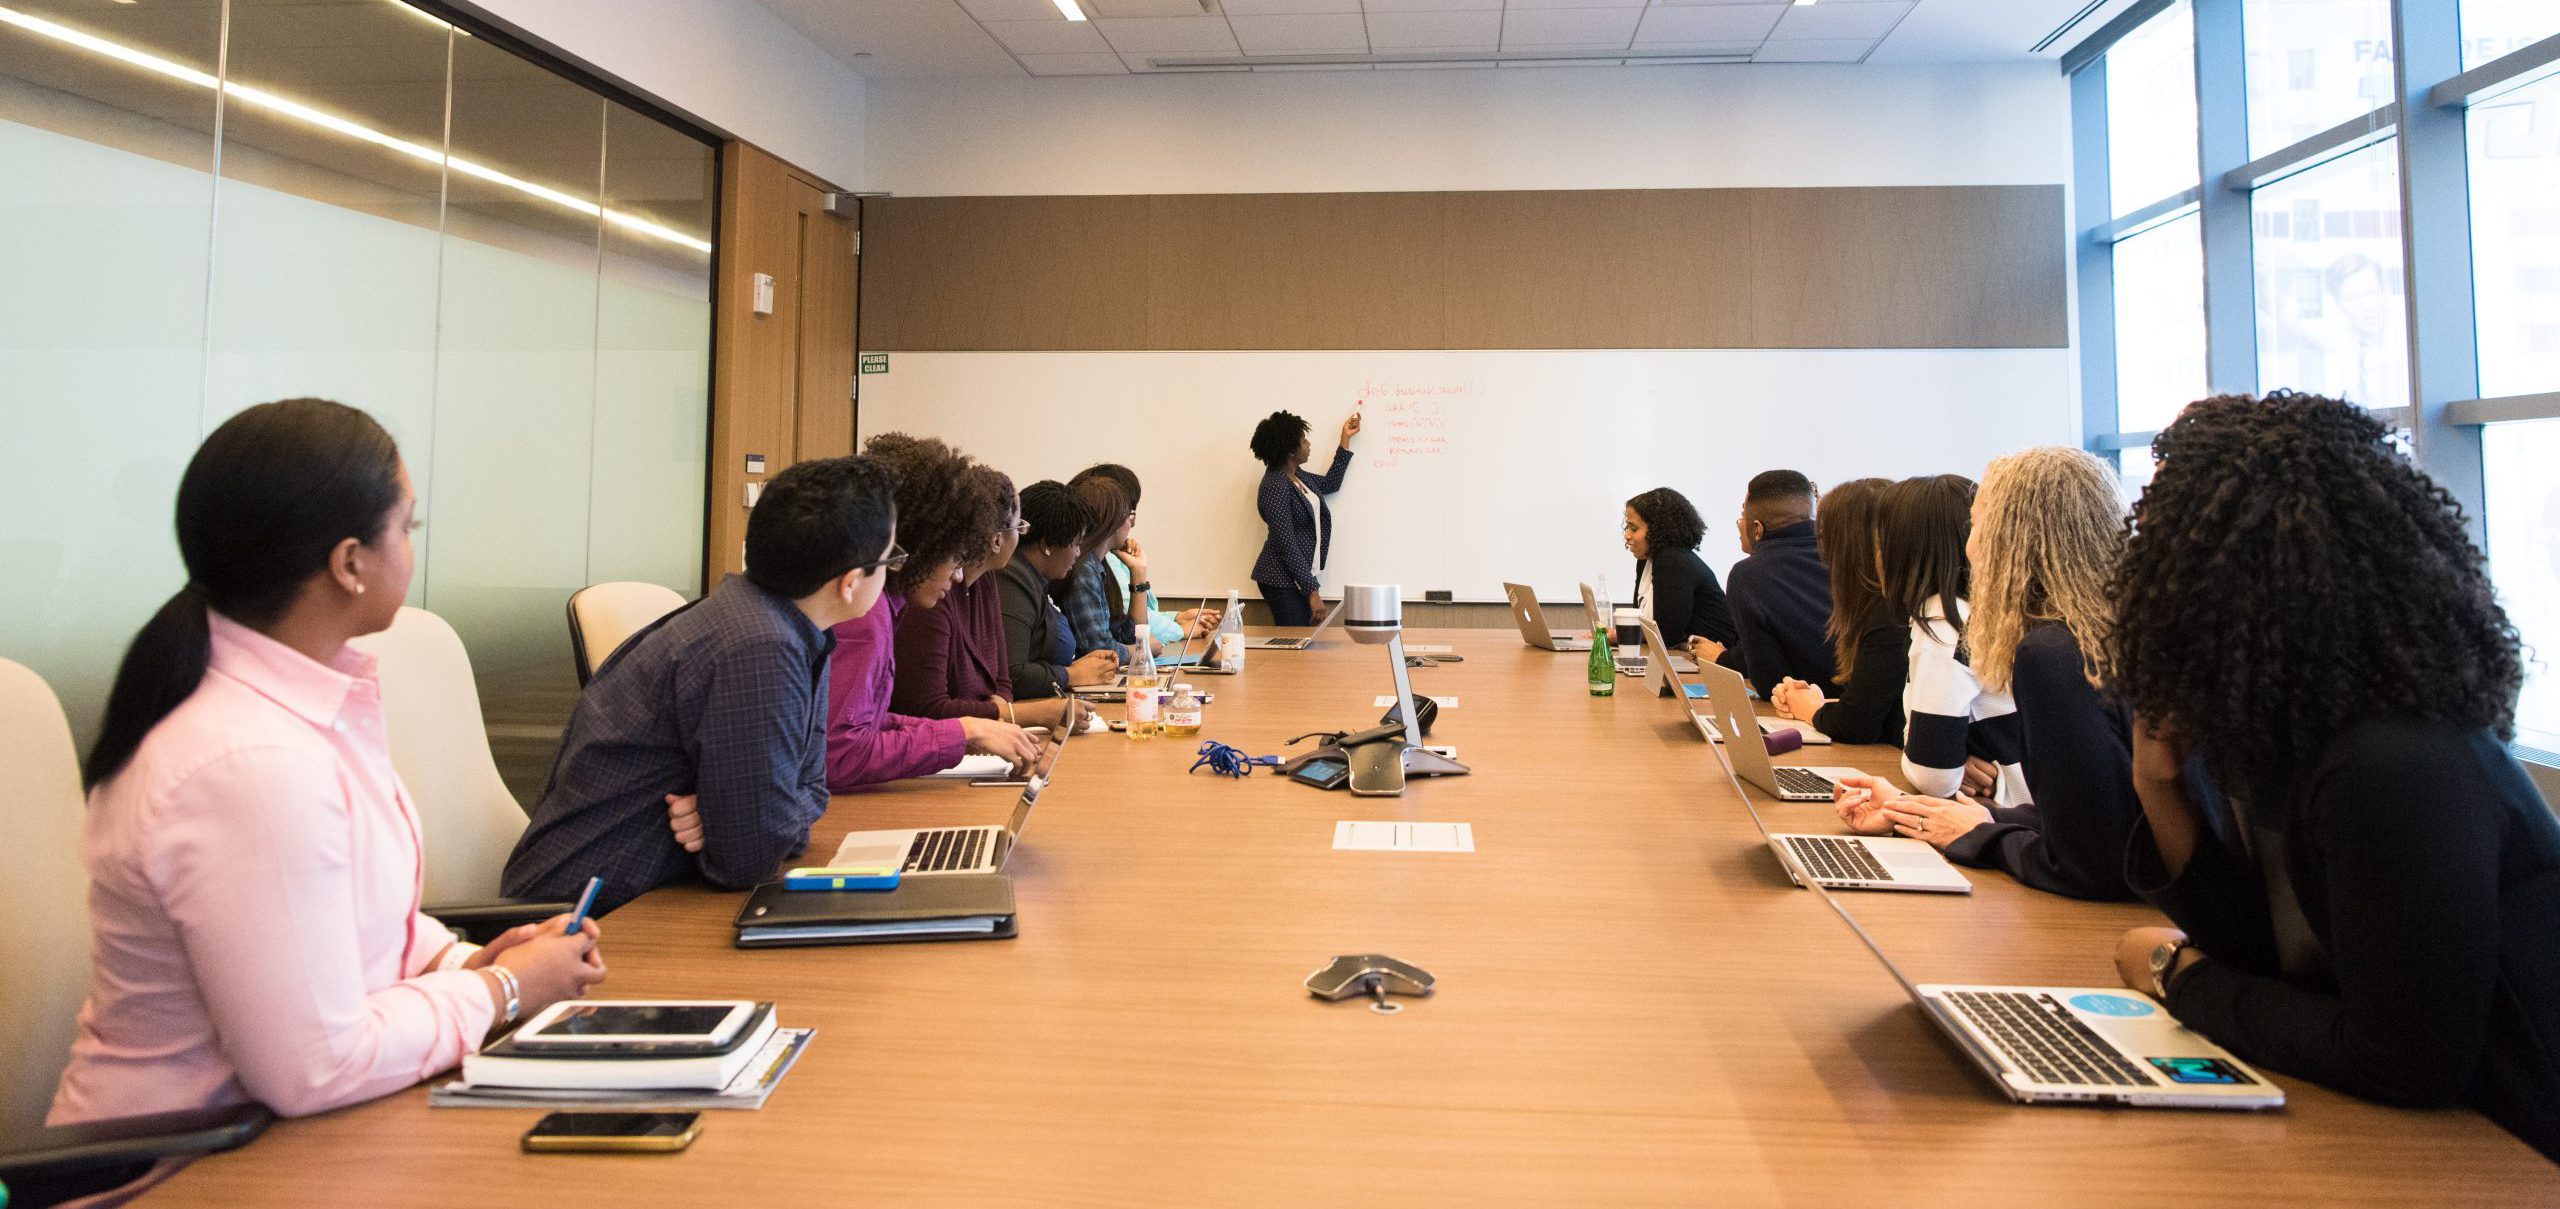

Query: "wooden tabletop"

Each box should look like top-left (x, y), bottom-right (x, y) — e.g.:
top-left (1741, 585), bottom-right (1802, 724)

top-left (151, 631), bottom-right (2560, 1206)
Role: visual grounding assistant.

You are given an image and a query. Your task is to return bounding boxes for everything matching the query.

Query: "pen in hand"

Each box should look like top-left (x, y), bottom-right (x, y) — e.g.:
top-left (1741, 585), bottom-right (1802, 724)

top-left (564, 876), bottom-right (603, 936)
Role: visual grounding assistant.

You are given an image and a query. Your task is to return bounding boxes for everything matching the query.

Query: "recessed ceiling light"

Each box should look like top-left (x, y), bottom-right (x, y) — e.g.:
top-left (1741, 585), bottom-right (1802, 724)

top-left (1052, 0), bottom-right (1086, 21)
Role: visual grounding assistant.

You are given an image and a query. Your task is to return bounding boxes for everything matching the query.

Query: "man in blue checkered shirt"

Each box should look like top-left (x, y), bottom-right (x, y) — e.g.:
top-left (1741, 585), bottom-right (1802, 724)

top-left (504, 457), bottom-right (900, 916)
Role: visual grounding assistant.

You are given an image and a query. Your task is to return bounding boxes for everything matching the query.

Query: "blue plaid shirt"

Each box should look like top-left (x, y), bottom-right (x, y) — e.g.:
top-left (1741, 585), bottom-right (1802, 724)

top-left (1059, 555), bottom-right (1135, 660)
top-left (503, 575), bottom-right (833, 915)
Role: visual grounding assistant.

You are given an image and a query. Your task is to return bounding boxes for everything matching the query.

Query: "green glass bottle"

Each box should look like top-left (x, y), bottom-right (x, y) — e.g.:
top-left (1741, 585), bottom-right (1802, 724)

top-left (1587, 624), bottom-right (1615, 697)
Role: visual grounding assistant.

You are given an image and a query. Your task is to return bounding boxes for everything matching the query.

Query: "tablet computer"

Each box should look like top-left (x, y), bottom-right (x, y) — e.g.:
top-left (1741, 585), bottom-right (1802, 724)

top-left (510, 1000), bottom-right (756, 1050)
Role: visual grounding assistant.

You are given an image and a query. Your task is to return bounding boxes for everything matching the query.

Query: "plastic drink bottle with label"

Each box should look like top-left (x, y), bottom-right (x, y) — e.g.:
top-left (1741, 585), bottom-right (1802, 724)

top-left (1164, 683), bottom-right (1205, 737)
top-left (1126, 636), bottom-right (1161, 739)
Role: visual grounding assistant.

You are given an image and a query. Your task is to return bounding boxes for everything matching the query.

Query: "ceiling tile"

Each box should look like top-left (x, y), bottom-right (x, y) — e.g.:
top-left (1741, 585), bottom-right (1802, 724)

top-left (957, 0), bottom-right (1071, 21)
top-left (1367, 9), bottom-right (1502, 49)
top-left (1254, 61), bottom-right (1376, 70)
top-left (1229, 12), bottom-right (1371, 52)
top-left (1376, 58), bottom-right (1488, 68)
top-left (1093, 15), bottom-right (1241, 52)
top-left (1019, 51), bottom-right (1133, 72)
top-left (1501, 56), bottom-right (1625, 67)
top-left (1504, 0), bottom-right (1645, 9)
top-left (1500, 7), bottom-right (1641, 46)
top-left (1633, 4), bottom-right (1785, 43)
top-left (1767, 2), bottom-right (1912, 41)
top-left (1085, 0), bottom-right (1217, 14)
top-left (1753, 38), bottom-right (1874, 61)
top-left (982, 19), bottom-right (1112, 53)
top-left (1220, 0), bottom-right (1360, 13)
top-left (1625, 39), bottom-right (1763, 54)
top-left (1363, 0), bottom-right (1500, 10)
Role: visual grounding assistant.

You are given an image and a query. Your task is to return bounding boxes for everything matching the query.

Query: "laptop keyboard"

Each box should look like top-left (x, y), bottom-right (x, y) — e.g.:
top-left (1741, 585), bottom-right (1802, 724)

top-left (904, 828), bottom-right (987, 873)
top-left (1772, 767), bottom-right (1835, 798)
top-left (1943, 991), bottom-right (2153, 1087)
top-left (1784, 836), bottom-right (1892, 883)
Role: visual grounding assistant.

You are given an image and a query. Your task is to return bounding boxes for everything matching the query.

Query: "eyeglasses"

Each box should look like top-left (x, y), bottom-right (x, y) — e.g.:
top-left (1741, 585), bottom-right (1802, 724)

top-left (850, 541), bottom-right (909, 574)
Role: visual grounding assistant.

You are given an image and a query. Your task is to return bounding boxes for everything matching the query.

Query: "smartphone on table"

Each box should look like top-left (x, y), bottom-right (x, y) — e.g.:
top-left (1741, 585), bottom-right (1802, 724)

top-left (522, 1111), bottom-right (702, 1153)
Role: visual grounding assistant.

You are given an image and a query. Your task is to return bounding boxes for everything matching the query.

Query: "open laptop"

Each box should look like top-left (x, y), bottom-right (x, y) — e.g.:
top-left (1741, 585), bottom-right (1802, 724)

top-left (1503, 582), bottom-right (1592, 651)
top-left (1640, 620), bottom-right (1829, 746)
top-left (1590, 580), bottom-right (1696, 677)
top-left (1690, 687), bottom-right (1962, 897)
top-left (829, 716), bottom-right (1071, 876)
top-left (1689, 655), bottom-right (1865, 801)
top-left (1248, 599), bottom-right (1344, 650)
top-left (1800, 847), bottom-right (2280, 1106)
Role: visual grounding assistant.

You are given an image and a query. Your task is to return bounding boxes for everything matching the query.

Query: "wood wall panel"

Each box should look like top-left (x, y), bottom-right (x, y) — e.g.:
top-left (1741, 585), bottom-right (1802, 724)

top-left (1744, 186), bottom-right (2069, 349)
top-left (860, 195), bottom-right (1149, 351)
top-left (1439, 189), bottom-right (1754, 349)
top-left (1144, 192), bottom-right (1446, 350)
top-left (856, 186), bottom-right (2066, 353)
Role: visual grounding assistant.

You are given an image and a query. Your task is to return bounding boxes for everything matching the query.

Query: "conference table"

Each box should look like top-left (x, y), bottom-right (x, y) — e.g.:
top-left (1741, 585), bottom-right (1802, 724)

top-left (152, 629), bottom-right (2560, 1206)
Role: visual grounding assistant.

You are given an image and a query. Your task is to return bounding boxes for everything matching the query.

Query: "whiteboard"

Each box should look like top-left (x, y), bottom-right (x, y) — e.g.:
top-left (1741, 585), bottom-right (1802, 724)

top-left (855, 349), bottom-right (2075, 603)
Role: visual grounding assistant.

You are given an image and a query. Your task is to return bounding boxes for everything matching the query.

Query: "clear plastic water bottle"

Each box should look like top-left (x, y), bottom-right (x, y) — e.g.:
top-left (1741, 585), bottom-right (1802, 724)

top-left (1164, 682), bottom-right (1205, 737)
top-left (1126, 635), bottom-right (1161, 739)
top-left (1213, 588), bottom-right (1246, 672)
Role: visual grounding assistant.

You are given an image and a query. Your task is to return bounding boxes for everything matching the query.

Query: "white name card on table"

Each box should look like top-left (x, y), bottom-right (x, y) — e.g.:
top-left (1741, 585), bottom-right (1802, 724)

top-left (1333, 821), bottom-right (1475, 853)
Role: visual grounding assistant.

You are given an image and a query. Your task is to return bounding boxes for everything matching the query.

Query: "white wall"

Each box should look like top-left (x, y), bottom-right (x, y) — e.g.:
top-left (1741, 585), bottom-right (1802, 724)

top-left (865, 62), bottom-right (2068, 196)
top-left (468, 0), bottom-right (869, 188)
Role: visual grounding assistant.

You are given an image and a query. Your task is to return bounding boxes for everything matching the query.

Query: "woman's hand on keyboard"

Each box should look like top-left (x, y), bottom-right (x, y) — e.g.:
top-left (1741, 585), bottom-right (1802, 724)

top-left (1879, 795), bottom-right (1994, 849)
top-left (1831, 774), bottom-right (1899, 835)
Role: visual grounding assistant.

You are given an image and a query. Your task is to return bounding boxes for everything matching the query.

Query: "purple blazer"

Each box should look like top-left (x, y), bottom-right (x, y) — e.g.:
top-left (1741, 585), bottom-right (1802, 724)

top-left (825, 594), bottom-right (968, 791)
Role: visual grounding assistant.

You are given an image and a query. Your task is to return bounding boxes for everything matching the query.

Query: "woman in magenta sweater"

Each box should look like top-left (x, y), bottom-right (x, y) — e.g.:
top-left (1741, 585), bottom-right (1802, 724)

top-left (825, 435), bottom-right (1042, 791)
top-left (890, 467), bottom-right (1086, 731)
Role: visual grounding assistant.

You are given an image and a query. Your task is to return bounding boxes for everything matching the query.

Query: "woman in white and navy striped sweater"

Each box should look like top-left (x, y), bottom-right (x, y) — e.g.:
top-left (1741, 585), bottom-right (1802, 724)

top-left (1834, 452), bottom-right (2140, 901)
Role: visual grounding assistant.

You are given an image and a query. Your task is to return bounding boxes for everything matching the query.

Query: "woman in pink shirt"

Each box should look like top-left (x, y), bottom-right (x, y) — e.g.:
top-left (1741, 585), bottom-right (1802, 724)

top-left (50, 399), bottom-right (605, 1133)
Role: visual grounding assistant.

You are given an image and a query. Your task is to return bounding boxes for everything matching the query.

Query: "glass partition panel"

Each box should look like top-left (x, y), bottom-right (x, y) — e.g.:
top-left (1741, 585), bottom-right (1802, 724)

top-left (207, 0), bottom-right (451, 602)
top-left (2484, 419), bottom-right (2560, 753)
top-left (2112, 213), bottom-right (2209, 435)
top-left (587, 98), bottom-right (713, 596)
top-left (2460, 0), bottom-right (2560, 71)
top-left (2243, 0), bottom-right (2395, 157)
top-left (2105, 0), bottom-right (2198, 217)
top-left (2251, 141), bottom-right (2409, 410)
top-left (425, 30), bottom-right (604, 748)
top-left (0, 1), bottom-right (221, 748)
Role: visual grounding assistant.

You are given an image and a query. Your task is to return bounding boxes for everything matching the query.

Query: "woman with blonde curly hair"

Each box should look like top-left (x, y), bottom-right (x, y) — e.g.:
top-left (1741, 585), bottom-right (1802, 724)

top-left (1833, 446), bottom-right (2141, 900)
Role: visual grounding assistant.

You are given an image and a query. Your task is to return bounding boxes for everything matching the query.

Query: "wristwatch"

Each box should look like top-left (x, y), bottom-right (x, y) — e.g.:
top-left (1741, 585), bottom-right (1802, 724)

top-left (2147, 937), bottom-right (2197, 1002)
top-left (1128, 581), bottom-right (1151, 593)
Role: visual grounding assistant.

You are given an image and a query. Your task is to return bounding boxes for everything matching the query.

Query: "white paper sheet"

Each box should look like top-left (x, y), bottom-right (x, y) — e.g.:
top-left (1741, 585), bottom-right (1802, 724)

top-left (1332, 821), bottom-right (1475, 853)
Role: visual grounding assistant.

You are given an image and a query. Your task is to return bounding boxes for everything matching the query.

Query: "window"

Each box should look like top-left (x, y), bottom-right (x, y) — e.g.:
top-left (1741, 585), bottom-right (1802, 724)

top-left (2113, 214), bottom-right (2209, 435)
top-left (2106, 0), bottom-right (2198, 216)
top-left (2252, 143), bottom-right (2409, 410)
top-left (2460, 0), bottom-right (2560, 71)
top-left (2468, 72), bottom-right (2560, 399)
top-left (2484, 420), bottom-right (2560, 753)
top-left (2243, 0), bottom-right (2396, 155)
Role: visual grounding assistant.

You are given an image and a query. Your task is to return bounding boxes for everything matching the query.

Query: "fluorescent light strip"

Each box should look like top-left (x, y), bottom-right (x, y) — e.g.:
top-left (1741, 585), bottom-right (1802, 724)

top-left (1052, 0), bottom-right (1086, 21)
top-left (0, 4), bottom-right (711, 254)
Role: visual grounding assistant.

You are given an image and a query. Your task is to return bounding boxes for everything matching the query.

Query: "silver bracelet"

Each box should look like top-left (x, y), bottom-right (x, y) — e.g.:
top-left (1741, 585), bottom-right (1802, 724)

top-left (487, 964), bottom-right (522, 1025)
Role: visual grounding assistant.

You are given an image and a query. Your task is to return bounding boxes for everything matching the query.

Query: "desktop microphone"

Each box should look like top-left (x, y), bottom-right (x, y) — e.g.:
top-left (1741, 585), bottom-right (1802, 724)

top-left (1343, 583), bottom-right (1401, 646)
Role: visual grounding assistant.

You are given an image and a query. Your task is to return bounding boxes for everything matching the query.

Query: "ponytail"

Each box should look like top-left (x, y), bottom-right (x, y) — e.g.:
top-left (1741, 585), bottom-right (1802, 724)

top-left (83, 398), bottom-right (405, 790)
top-left (84, 587), bottom-right (214, 789)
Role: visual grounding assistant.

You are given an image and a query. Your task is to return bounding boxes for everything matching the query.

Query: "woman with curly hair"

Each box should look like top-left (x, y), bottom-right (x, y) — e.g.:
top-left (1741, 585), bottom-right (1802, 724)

top-left (824, 433), bottom-right (1042, 791)
top-left (1770, 477), bottom-right (1902, 744)
top-left (1620, 486), bottom-right (1735, 653)
top-left (2104, 392), bottom-right (2560, 1160)
top-left (892, 467), bottom-right (1090, 733)
top-left (1833, 449), bottom-right (2139, 900)
top-left (1248, 408), bottom-right (1361, 626)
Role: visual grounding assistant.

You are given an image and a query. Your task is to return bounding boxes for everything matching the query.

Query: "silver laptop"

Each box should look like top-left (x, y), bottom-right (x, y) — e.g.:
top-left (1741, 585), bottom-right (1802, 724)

top-left (1590, 580), bottom-right (1697, 676)
top-left (827, 716), bottom-right (1071, 876)
top-left (1815, 882), bottom-right (2282, 1107)
top-left (1248, 599), bottom-right (1344, 650)
top-left (1640, 620), bottom-right (1829, 746)
top-left (1502, 582), bottom-right (1591, 651)
top-left (1689, 655), bottom-right (1866, 801)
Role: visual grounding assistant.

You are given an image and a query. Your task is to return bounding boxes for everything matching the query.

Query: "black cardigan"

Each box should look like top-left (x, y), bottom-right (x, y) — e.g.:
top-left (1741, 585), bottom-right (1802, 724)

top-left (995, 554), bottom-right (1067, 700)
top-left (1939, 622), bottom-right (2139, 901)
top-left (1810, 619), bottom-right (1906, 746)
top-left (2131, 718), bottom-right (2560, 1162)
top-left (1632, 548), bottom-right (1736, 648)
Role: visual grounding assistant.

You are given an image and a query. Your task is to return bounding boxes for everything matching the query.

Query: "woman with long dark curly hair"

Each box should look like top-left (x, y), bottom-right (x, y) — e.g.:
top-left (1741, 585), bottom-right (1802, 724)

top-left (823, 433), bottom-right (1042, 791)
top-left (2106, 391), bottom-right (2560, 1161)
top-left (1620, 486), bottom-right (1736, 652)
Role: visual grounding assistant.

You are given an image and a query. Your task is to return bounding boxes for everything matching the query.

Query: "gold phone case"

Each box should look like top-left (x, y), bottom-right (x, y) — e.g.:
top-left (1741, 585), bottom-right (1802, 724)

top-left (521, 1120), bottom-right (701, 1153)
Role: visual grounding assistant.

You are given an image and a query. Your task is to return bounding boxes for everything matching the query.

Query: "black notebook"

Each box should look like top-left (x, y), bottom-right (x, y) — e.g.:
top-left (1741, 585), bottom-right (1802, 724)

top-left (733, 873), bottom-right (1017, 948)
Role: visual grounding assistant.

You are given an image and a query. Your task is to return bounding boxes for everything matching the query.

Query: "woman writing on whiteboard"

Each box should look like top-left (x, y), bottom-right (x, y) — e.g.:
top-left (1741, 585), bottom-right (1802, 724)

top-left (1248, 408), bottom-right (1361, 627)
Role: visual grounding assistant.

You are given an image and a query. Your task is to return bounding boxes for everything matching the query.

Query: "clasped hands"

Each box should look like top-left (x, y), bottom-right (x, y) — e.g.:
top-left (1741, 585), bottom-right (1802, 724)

top-left (1831, 773), bottom-right (1994, 849)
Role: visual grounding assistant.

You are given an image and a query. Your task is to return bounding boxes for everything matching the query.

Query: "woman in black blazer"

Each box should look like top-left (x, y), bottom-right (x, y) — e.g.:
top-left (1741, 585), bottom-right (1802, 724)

top-left (2108, 392), bottom-right (2560, 1162)
top-left (1247, 408), bottom-right (1360, 626)
top-left (1622, 486), bottom-right (1736, 649)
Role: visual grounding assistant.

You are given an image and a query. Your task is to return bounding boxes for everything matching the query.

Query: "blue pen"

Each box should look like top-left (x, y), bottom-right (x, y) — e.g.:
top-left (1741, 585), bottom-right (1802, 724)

top-left (564, 876), bottom-right (602, 936)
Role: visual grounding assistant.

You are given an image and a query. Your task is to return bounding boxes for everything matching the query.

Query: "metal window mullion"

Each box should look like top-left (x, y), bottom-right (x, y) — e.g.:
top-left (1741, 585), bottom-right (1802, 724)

top-left (2073, 58), bottom-right (2120, 454)
top-left (2448, 392), bottom-right (2560, 426)
top-left (2220, 103), bottom-right (2400, 193)
top-left (2428, 28), bottom-right (2560, 110)
top-left (2092, 187), bottom-right (2203, 244)
top-left (2393, 0), bottom-right (2485, 544)
top-left (2193, 0), bottom-right (2256, 396)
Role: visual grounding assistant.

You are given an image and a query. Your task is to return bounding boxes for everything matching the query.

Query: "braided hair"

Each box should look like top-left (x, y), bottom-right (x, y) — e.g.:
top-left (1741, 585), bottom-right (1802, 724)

top-left (2109, 391), bottom-right (2520, 800)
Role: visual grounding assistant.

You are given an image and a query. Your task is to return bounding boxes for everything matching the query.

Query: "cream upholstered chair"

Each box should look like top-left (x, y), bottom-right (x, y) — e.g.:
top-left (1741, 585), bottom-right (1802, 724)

top-left (347, 607), bottom-right (540, 909)
top-left (0, 659), bottom-right (91, 1140)
top-left (566, 581), bottom-right (686, 685)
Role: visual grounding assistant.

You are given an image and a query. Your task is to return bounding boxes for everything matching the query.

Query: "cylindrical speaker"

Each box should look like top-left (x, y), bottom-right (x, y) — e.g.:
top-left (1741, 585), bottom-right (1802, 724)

top-left (1343, 583), bottom-right (1402, 646)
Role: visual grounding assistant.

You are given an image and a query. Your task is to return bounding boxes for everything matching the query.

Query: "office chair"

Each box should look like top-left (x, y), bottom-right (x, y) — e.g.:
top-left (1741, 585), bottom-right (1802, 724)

top-left (0, 660), bottom-right (269, 1205)
top-left (566, 581), bottom-right (686, 685)
top-left (348, 608), bottom-right (568, 940)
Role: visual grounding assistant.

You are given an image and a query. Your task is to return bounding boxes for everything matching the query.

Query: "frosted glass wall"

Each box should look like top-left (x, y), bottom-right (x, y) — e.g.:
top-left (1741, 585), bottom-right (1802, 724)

top-left (0, 0), bottom-right (713, 758)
